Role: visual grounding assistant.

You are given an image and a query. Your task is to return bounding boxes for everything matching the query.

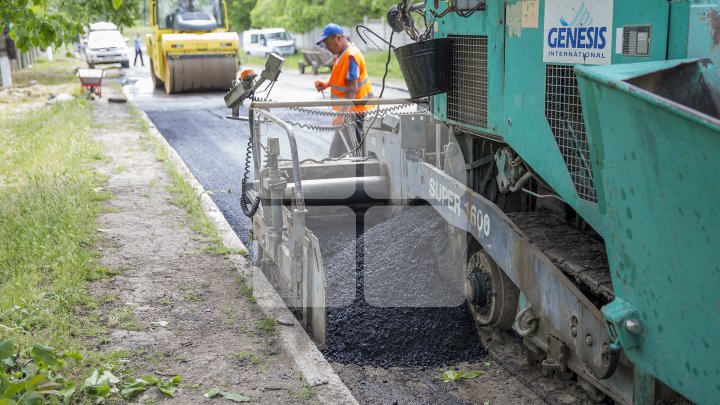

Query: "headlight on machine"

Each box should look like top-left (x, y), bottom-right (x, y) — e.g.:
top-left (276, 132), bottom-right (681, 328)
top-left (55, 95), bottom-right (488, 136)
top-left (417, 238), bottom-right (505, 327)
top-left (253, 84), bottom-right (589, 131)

top-left (170, 44), bottom-right (183, 49)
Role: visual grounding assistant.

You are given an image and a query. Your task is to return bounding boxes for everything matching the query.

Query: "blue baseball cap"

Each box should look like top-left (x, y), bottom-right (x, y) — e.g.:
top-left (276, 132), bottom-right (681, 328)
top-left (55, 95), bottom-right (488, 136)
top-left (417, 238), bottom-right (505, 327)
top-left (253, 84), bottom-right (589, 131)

top-left (316, 23), bottom-right (344, 45)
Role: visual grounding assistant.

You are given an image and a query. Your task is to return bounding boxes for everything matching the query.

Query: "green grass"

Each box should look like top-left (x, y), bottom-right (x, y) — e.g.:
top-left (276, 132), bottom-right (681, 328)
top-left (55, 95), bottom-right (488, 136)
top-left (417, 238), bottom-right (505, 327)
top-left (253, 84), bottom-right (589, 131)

top-left (236, 274), bottom-right (256, 306)
top-left (295, 382), bottom-right (316, 400)
top-left (254, 316), bottom-right (276, 335)
top-left (222, 308), bottom-right (236, 326)
top-left (231, 351), bottom-right (249, 361)
top-left (203, 245), bottom-right (248, 255)
top-left (126, 102), bottom-right (149, 133)
top-left (11, 56), bottom-right (83, 86)
top-left (121, 23), bottom-right (153, 44)
top-left (0, 70), bottom-right (127, 387)
top-left (364, 49), bottom-right (403, 81)
top-left (0, 94), bottom-right (106, 354)
top-left (231, 351), bottom-right (269, 366)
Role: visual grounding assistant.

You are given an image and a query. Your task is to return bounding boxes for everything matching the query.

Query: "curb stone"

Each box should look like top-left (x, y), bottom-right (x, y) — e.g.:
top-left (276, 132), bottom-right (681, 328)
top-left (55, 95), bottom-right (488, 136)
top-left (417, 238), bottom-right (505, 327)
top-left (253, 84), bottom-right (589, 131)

top-left (121, 88), bottom-right (359, 405)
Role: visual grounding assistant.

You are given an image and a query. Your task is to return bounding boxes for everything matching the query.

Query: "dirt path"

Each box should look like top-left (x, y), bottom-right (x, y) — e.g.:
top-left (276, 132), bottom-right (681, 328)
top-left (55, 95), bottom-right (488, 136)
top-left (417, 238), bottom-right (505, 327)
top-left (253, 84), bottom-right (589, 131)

top-left (88, 88), bottom-right (312, 404)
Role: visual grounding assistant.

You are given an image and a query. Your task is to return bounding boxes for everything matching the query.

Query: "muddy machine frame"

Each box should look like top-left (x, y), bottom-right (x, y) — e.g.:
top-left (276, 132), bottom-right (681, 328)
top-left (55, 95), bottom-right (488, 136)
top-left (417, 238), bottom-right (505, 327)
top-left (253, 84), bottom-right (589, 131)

top-left (226, 1), bottom-right (720, 403)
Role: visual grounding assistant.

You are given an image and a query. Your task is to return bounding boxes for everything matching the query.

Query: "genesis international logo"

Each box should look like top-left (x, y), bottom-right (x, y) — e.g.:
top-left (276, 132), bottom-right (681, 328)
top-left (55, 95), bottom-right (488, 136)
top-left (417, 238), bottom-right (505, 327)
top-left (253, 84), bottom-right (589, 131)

top-left (543, 0), bottom-right (613, 65)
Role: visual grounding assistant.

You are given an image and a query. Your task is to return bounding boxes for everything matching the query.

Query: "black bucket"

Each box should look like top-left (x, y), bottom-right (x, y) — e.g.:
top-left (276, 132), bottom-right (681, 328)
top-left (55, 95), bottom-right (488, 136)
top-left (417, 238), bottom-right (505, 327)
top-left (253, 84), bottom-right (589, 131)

top-left (394, 38), bottom-right (452, 99)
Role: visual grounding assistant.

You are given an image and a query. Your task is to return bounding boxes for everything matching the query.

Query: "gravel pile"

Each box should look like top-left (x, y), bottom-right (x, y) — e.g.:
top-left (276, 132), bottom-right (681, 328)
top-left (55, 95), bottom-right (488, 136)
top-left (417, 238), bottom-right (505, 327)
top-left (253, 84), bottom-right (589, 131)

top-left (317, 205), bottom-right (486, 367)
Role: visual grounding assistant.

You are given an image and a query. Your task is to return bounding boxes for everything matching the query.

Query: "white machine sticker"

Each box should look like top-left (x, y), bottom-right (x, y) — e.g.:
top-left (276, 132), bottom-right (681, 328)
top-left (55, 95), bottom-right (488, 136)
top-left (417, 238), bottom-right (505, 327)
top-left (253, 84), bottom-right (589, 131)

top-left (428, 177), bottom-right (491, 238)
top-left (543, 0), bottom-right (614, 65)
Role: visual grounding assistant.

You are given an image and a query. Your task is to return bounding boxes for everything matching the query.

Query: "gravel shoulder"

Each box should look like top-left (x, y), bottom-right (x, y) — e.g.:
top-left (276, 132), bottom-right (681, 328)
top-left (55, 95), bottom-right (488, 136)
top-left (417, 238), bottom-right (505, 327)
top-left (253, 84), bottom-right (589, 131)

top-left (88, 87), bottom-right (313, 404)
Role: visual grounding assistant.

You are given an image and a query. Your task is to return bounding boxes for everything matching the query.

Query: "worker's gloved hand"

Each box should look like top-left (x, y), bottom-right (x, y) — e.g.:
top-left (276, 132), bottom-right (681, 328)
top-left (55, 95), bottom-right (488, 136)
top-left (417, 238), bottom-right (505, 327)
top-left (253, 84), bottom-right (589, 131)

top-left (332, 114), bottom-right (345, 126)
top-left (314, 80), bottom-right (329, 92)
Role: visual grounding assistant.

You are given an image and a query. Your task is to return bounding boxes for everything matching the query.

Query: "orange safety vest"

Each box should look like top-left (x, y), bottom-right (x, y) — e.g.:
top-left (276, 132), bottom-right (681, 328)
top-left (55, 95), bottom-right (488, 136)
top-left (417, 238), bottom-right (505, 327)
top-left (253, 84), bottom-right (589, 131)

top-left (329, 44), bottom-right (374, 113)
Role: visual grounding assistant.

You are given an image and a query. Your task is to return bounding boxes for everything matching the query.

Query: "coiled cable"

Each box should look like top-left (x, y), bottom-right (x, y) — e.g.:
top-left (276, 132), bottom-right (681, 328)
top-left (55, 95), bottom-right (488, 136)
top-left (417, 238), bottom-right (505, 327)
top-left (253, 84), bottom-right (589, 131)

top-left (240, 107), bottom-right (262, 218)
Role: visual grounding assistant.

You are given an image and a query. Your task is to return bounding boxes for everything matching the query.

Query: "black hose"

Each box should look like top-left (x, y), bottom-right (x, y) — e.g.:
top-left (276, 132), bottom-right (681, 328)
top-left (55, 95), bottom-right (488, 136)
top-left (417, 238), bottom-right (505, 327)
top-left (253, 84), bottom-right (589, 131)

top-left (240, 107), bottom-right (261, 218)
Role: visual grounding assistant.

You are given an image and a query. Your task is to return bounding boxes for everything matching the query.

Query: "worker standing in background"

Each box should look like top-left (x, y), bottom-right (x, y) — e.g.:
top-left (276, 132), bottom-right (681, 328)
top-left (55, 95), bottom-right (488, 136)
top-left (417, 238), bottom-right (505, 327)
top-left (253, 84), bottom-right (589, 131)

top-left (133, 33), bottom-right (144, 67)
top-left (313, 23), bottom-right (375, 158)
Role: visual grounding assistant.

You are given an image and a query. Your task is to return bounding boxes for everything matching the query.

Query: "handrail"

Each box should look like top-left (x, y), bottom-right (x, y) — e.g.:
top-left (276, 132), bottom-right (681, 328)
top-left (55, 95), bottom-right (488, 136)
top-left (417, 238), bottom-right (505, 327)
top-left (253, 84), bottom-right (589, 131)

top-left (250, 107), bottom-right (305, 210)
top-left (249, 98), bottom-right (420, 109)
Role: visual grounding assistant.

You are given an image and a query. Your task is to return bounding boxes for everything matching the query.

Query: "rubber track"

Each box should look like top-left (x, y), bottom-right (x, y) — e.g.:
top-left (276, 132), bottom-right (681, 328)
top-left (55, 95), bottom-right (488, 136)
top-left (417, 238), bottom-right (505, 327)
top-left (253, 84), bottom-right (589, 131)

top-left (508, 211), bottom-right (614, 304)
top-left (477, 328), bottom-right (592, 405)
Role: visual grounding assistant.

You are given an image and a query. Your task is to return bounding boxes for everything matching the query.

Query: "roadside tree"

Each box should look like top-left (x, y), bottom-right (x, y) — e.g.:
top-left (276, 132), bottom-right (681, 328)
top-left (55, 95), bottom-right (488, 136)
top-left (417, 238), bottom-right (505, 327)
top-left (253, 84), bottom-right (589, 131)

top-left (249, 0), bottom-right (397, 33)
top-left (0, 0), bottom-right (141, 52)
top-left (227, 0), bottom-right (257, 32)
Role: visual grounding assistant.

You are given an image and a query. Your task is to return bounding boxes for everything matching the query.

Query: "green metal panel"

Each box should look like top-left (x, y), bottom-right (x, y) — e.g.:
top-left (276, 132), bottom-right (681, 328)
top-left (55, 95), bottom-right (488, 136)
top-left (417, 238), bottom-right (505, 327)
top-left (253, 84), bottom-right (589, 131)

top-left (668, 1), bottom-right (690, 60)
top-left (429, 0), bottom-right (506, 135)
top-left (576, 59), bottom-right (720, 404)
top-left (501, 0), bottom-right (668, 233)
top-left (431, 0), bottom-right (670, 236)
top-left (668, 1), bottom-right (720, 66)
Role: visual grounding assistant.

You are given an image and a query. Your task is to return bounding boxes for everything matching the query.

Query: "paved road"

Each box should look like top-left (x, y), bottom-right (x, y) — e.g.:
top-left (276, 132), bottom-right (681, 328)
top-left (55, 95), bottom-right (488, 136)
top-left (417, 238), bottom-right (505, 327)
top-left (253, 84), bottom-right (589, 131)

top-left (122, 58), bottom-right (408, 246)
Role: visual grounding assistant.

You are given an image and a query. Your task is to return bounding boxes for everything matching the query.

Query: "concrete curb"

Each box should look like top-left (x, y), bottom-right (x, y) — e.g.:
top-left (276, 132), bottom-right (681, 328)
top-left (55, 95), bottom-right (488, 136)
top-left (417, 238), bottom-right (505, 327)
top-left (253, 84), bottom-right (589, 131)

top-left (124, 90), bottom-right (358, 405)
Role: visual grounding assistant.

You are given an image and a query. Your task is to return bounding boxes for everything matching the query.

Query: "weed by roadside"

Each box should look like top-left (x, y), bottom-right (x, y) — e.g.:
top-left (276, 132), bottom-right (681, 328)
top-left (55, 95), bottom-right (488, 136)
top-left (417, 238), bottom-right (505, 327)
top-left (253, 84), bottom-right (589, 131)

top-left (203, 245), bottom-right (248, 256)
top-left (236, 274), bottom-right (256, 306)
top-left (126, 102), bottom-right (149, 133)
top-left (231, 351), bottom-right (269, 366)
top-left (295, 381), bottom-right (315, 400)
top-left (254, 316), bottom-right (277, 335)
top-left (223, 308), bottom-right (236, 325)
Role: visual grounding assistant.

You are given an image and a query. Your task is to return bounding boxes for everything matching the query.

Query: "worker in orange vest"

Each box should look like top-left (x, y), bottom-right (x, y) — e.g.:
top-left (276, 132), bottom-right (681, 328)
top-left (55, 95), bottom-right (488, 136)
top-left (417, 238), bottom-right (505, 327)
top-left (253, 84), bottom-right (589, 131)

top-left (314, 23), bottom-right (375, 158)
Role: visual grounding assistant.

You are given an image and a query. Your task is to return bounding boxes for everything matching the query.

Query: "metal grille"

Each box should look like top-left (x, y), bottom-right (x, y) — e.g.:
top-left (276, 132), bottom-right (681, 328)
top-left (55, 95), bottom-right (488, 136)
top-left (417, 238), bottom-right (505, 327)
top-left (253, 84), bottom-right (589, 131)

top-left (448, 35), bottom-right (488, 129)
top-left (544, 65), bottom-right (597, 202)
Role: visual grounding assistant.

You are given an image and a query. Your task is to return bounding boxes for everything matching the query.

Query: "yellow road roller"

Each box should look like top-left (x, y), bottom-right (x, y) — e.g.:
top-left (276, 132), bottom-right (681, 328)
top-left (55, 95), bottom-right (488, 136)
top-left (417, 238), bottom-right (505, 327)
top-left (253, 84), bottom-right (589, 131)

top-left (147, 0), bottom-right (239, 94)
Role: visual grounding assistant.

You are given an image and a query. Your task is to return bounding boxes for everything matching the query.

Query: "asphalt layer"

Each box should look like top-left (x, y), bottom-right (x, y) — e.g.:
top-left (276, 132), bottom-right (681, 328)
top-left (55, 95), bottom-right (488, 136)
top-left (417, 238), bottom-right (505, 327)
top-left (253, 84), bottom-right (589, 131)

top-left (142, 105), bottom-right (335, 246)
top-left (122, 65), bottom-right (486, 367)
top-left (318, 205), bottom-right (487, 367)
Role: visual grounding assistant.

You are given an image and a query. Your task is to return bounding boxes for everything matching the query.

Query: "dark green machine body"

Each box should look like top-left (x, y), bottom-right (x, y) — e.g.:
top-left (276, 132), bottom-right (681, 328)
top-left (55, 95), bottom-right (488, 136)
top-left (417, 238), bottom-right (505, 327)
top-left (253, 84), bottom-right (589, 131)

top-left (424, 0), bottom-right (720, 403)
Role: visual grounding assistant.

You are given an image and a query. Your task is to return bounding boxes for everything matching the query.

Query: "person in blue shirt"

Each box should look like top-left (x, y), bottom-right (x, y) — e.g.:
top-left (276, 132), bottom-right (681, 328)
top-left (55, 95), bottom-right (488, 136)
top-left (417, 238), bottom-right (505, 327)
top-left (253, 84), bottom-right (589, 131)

top-left (133, 33), bottom-right (144, 67)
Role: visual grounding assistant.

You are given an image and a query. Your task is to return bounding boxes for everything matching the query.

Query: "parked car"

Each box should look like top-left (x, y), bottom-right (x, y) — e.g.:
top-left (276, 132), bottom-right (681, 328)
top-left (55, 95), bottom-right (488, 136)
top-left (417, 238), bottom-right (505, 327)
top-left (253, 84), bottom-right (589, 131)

top-left (242, 28), bottom-right (296, 57)
top-left (84, 23), bottom-right (130, 68)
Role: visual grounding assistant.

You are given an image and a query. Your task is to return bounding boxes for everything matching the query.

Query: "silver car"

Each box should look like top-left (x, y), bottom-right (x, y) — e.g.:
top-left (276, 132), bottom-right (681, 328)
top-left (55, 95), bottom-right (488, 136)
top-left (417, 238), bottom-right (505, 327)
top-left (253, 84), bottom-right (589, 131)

top-left (85, 29), bottom-right (130, 69)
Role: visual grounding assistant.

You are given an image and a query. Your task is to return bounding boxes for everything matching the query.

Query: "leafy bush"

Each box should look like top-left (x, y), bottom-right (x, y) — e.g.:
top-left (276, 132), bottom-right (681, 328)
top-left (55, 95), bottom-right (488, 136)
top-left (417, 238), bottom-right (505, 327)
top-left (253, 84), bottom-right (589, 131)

top-left (0, 339), bottom-right (180, 404)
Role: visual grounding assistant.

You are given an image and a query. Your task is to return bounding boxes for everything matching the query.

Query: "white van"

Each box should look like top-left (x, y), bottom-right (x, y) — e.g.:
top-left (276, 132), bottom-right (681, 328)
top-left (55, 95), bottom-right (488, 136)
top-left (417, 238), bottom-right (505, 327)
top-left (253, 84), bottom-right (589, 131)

top-left (84, 22), bottom-right (130, 68)
top-left (242, 28), bottom-right (296, 57)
